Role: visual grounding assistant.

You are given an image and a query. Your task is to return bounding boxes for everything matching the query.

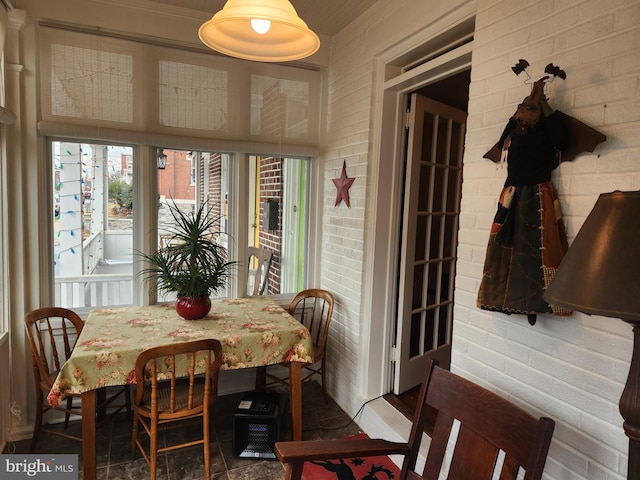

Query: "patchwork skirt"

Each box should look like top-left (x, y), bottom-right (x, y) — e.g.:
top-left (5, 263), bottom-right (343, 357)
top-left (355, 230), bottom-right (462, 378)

top-left (476, 181), bottom-right (572, 318)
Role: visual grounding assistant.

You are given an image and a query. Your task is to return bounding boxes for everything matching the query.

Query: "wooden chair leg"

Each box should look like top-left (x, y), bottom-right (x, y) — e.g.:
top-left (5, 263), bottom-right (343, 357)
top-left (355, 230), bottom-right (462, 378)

top-left (96, 387), bottom-right (107, 422)
top-left (131, 413), bottom-right (139, 460)
top-left (30, 392), bottom-right (44, 453)
top-left (203, 410), bottom-right (211, 479)
top-left (64, 396), bottom-right (73, 428)
top-left (149, 419), bottom-right (158, 480)
top-left (255, 365), bottom-right (267, 391)
top-left (125, 386), bottom-right (132, 417)
top-left (284, 462), bottom-right (304, 480)
top-left (321, 358), bottom-right (329, 404)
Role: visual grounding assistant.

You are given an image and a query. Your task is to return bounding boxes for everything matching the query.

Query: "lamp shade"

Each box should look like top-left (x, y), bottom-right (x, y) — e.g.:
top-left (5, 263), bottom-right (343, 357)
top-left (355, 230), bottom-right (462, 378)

top-left (198, 0), bottom-right (320, 62)
top-left (543, 190), bottom-right (640, 323)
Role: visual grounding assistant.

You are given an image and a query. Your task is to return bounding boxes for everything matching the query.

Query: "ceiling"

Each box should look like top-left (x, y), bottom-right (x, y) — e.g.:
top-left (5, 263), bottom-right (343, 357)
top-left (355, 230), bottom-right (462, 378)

top-left (147, 0), bottom-right (374, 37)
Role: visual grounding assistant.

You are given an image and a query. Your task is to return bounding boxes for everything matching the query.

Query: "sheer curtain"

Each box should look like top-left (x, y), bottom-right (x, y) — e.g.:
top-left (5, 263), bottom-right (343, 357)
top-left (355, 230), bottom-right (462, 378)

top-left (0, 4), bottom-right (15, 125)
top-left (37, 24), bottom-right (320, 157)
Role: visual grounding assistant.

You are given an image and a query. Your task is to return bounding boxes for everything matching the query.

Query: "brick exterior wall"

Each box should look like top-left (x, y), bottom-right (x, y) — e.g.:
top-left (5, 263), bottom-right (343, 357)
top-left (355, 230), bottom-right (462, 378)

top-left (258, 156), bottom-right (282, 295)
top-left (157, 150), bottom-right (195, 202)
top-left (198, 153), bottom-right (283, 293)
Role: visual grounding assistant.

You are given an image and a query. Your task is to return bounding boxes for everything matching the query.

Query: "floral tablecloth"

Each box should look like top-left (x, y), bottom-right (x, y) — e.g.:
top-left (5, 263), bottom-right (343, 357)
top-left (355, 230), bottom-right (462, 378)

top-left (48, 297), bottom-right (313, 407)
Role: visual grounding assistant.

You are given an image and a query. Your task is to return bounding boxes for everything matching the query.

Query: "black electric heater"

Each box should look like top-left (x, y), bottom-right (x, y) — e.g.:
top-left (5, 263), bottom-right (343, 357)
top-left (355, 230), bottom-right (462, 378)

top-left (232, 391), bottom-right (282, 459)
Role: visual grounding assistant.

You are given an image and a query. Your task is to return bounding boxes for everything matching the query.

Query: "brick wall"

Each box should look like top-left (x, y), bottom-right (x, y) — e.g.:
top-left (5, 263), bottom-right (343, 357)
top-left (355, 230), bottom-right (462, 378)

top-left (258, 156), bottom-right (282, 294)
top-left (325, 0), bottom-right (640, 478)
top-left (157, 150), bottom-right (194, 201)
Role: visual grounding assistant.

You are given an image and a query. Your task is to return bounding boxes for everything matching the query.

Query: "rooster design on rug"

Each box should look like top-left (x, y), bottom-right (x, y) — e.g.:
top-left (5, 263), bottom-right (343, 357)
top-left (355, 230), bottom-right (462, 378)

top-left (310, 458), bottom-right (396, 480)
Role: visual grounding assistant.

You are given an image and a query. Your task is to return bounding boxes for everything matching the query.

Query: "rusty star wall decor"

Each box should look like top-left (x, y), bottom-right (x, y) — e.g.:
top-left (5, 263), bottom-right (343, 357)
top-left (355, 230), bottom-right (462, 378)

top-left (333, 160), bottom-right (355, 207)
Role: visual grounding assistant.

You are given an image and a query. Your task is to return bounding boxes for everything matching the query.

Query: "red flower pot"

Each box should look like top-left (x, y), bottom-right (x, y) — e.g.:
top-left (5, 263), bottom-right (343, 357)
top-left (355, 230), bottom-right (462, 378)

top-left (175, 296), bottom-right (212, 320)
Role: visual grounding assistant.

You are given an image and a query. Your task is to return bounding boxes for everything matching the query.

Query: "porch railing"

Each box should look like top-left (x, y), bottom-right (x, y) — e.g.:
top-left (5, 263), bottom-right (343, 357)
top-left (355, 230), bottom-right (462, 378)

top-left (54, 273), bottom-right (133, 308)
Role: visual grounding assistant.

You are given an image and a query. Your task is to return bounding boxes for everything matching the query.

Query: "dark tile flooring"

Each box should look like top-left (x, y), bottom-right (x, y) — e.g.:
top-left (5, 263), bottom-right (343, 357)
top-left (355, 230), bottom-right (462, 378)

top-left (3, 382), bottom-right (361, 480)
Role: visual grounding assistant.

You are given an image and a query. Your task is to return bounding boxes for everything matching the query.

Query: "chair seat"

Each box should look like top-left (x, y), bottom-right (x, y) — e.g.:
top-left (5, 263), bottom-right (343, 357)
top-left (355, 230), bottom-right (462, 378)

top-left (139, 378), bottom-right (207, 415)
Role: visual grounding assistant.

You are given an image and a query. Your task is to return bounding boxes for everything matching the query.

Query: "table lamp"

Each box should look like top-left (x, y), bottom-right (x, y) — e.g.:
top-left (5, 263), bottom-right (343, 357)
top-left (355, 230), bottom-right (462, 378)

top-left (543, 190), bottom-right (640, 480)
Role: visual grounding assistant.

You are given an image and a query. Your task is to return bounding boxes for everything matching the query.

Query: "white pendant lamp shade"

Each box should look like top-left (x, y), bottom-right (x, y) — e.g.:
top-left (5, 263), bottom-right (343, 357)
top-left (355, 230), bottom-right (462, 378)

top-left (198, 0), bottom-right (320, 62)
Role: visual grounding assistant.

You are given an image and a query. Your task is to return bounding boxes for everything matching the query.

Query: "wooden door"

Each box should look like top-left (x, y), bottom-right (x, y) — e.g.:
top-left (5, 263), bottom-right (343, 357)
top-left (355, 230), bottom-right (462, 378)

top-left (394, 93), bottom-right (466, 394)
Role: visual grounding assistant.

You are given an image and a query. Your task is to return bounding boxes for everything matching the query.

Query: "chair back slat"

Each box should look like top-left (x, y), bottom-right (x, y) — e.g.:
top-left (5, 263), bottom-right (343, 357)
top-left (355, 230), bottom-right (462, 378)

top-left (48, 318), bottom-right (63, 372)
top-left (247, 246), bottom-right (274, 295)
top-left (34, 321), bottom-right (51, 377)
top-left (500, 455), bottom-right (521, 480)
top-left (134, 339), bottom-right (222, 417)
top-left (447, 424), bottom-right (498, 478)
top-left (415, 414), bottom-right (451, 479)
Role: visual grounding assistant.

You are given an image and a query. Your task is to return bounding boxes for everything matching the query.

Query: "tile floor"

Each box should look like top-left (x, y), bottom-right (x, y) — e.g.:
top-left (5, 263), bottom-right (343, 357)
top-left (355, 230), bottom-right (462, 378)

top-left (3, 382), bottom-right (362, 480)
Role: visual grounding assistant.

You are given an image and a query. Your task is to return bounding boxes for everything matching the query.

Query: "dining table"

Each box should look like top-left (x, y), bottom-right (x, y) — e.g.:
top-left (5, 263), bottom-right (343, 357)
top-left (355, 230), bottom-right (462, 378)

top-left (47, 297), bottom-right (314, 480)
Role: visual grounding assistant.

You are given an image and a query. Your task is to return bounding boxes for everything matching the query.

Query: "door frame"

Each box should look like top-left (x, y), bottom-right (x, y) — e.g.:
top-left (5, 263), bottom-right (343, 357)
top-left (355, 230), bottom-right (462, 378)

top-left (359, 8), bottom-right (475, 401)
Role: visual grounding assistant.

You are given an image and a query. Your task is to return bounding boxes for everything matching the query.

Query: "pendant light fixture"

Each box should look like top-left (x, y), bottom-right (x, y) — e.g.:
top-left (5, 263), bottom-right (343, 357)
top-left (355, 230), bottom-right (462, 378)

top-left (198, 0), bottom-right (320, 63)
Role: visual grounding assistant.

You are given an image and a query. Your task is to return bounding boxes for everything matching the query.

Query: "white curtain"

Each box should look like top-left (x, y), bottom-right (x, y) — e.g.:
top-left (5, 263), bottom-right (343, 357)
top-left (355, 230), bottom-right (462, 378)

top-left (38, 25), bottom-right (320, 155)
top-left (0, 4), bottom-right (16, 125)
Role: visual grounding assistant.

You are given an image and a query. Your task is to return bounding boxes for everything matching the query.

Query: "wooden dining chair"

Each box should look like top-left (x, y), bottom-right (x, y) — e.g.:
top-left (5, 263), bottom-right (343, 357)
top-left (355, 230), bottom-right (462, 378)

top-left (276, 359), bottom-right (555, 480)
top-left (131, 338), bottom-right (223, 480)
top-left (257, 288), bottom-right (335, 403)
top-left (247, 246), bottom-right (274, 295)
top-left (24, 307), bottom-right (131, 453)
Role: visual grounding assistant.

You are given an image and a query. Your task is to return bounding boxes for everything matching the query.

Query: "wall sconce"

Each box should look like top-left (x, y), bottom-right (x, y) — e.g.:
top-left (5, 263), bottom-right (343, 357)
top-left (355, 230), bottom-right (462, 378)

top-left (157, 149), bottom-right (167, 170)
top-left (543, 190), bottom-right (640, 480)
top-left (198, 0), bottom-right (320, 62)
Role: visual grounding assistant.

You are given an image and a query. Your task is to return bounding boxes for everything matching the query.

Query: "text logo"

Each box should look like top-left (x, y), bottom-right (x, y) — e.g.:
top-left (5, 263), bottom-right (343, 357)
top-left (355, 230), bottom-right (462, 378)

top-left (1, 455), bottom-right (78, 479)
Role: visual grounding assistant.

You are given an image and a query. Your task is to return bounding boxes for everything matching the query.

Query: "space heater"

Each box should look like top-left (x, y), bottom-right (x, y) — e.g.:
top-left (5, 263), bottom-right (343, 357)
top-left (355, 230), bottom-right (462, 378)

top-left (232, 391), bottom-right (282, 459)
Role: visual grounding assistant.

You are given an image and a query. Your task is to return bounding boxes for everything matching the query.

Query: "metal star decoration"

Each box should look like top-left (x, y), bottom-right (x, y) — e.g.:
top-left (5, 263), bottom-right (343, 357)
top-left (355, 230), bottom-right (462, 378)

top-left (333, 160), bottom-right (355, 207)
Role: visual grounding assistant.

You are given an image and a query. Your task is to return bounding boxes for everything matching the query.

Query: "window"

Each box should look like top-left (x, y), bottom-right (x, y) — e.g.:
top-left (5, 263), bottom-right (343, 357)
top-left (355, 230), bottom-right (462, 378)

top-left (41, 25), bottom-right (319, 309)
top-left (190, 154), bottom-right (197, 186)
top-left (51, 142), bottom-right (311, 309)
top-left (158, 149), bottom-right (309, 299)
top-left (248, 155), bottom-right (308, 295)
top-left (52, 141), bottom-right (135, 308)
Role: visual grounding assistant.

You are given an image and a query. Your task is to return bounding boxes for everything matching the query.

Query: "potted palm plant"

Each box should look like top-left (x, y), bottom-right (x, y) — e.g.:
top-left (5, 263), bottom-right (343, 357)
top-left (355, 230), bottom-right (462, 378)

top-left (137, 200), bottom-right (237, 320)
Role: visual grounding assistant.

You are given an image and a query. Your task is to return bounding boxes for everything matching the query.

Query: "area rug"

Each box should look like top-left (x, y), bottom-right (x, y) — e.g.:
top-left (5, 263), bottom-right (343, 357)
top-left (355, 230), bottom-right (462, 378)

top-left (302, 433), bottom-right (400, 480)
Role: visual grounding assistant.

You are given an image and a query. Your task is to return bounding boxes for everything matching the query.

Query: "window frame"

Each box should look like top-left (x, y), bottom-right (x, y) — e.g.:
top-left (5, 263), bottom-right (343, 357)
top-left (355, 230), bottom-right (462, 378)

top-left (0, 123), bottom-right (6, 335)
top-left (46, 140), bottom-right (316, 313)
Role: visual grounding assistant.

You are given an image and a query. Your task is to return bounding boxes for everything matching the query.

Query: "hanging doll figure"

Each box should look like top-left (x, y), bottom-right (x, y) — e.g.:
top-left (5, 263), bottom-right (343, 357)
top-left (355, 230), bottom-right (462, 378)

top-left (477, 63), bottom-right (605, 325)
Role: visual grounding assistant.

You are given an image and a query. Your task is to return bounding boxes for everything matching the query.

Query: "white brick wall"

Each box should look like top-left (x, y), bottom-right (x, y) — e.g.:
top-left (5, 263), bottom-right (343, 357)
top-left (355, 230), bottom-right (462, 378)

top-left (325, 0), bottom-right (640, 479)
top-left (321, 0), bottom-right (472, 415)
top-left (456, 0), bottom-right (640, 478)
